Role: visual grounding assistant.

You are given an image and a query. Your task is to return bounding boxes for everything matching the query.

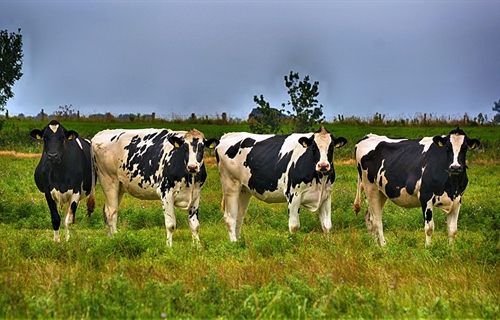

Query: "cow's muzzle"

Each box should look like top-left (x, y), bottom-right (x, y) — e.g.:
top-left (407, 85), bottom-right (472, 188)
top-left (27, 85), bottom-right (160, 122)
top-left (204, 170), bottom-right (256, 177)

top-left (47, 152), bottom-right (61, 163)
top-left (187, 164), bottom-right (199, 174)
top-left (447, 165), bottom-right (463, 176)
top-left (316, 162), bottom-right (331, 174)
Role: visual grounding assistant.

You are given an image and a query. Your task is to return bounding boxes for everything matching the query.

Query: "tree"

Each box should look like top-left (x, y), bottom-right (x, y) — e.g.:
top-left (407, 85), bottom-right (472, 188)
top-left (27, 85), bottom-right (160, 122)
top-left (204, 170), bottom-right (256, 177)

top-left (0, 28), bottom-right (23, 112)
top-left (250, 71), bottom-right (325, 134)
top-left (282, 71), bottom-right (325, 133)
top-left (493, 99), bottom-right (500, 124)
top-left (248, 95), bottom-right (283, 134)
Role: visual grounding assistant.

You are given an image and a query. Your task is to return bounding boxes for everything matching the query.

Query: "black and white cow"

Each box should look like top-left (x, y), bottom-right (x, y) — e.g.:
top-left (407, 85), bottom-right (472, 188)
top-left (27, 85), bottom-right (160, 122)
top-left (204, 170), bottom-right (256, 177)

top-left (354, 128), bottom-right (480, 246)
top-left (215, 126), bottom-right (347, 241)
top-left (30, 120), bottom-right (95, 242)
top-left (91, 128), bottom-right (219, 247)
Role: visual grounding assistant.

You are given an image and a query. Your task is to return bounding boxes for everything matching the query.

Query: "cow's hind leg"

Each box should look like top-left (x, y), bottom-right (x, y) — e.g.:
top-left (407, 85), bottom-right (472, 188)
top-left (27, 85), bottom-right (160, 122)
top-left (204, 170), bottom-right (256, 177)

top-left (236, 188), bottom-right (252, 239)
top-left (103, 189), bottom-right (124, 237)
top-left (45, 193), bottom-right (61, 242)
top-left (221, 180), bottom-right (242, 242)
top-left (364, 186), bottom-right (387, 246)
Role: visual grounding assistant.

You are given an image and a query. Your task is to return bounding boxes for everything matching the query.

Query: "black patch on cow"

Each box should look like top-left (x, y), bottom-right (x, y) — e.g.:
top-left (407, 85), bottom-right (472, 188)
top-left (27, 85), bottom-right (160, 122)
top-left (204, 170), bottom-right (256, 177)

top-left (244, 135), bottom-right (293, 195)
top-left (424, 208), bottom-right (433, 223)
top-left (225, 138), bottom-right (256, 159)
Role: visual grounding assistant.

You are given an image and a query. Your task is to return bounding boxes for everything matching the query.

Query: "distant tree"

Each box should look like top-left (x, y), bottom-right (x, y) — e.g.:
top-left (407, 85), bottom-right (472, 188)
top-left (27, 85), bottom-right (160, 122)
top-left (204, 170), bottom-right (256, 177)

top-left (53, 104), bottom-right (76, 120)
top-left (493, 99), bottom-right (500, 124)
top-left (0, 28), bottom-right (23, 112)
top-left (282, 71), bottom-right (325, 133)
top-left (249, 94), bottom-right (283, 134)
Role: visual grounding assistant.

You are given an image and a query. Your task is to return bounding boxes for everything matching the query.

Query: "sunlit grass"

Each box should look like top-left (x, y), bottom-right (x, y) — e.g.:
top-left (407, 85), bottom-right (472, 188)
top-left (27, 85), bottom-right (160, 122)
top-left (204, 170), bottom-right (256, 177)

top-left (1, 150), bottom-right (499, 318)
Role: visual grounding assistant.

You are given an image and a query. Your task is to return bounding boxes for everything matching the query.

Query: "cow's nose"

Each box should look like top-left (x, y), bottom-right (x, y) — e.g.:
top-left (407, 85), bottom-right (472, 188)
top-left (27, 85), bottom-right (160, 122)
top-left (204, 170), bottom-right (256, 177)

top-left (47, 152), bottom-right (59, 161)
top-left (187, 164), bottom-right (199, 173)
top-left (449, 164), bottom-right (462, 174)
top-left (317, 162), bottom-right (330, 173)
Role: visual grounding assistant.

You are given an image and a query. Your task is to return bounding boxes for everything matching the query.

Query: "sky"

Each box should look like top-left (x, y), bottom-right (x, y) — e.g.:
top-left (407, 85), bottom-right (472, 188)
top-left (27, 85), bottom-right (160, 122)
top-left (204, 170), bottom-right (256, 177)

top-left (1, 1), bottom-right (500, 121)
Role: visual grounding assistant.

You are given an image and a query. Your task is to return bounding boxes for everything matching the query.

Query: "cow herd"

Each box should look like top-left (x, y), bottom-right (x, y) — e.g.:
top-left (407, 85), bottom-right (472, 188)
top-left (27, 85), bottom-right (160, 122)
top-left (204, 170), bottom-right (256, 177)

top-left (30, 120), bottom-right (480, 247)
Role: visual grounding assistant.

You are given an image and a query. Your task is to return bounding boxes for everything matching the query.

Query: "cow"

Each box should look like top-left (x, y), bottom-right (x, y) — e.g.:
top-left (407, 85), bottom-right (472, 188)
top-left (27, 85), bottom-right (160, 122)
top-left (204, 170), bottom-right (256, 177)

top-left (353, 128), bottom-right (480, 246)
top-left (91, 128), bottom-right (219, 247)
top-left (215, 126), bottom-right (347, 241)
top-left (29, 120), bottom-right (95, 242)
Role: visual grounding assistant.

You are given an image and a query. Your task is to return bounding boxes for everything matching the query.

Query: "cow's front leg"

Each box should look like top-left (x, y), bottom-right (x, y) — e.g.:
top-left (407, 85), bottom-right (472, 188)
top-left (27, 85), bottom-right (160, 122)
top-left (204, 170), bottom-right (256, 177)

top-left (422, 200), bottom-right (435, 247)
top-left (446, 199), bottom-right (461, 244)
top-left (288, 194), bottom-right (301, 233)
top-left (188, 196), bottom-right (201, 246)
top-left (45, 192), bottom-right (61, 242)
top-left (318, 194), bottom-right (332, 234)
top-left (161, 192), bottom-right (176, 247)
top-left (64, 195), bottom-right (81, 241)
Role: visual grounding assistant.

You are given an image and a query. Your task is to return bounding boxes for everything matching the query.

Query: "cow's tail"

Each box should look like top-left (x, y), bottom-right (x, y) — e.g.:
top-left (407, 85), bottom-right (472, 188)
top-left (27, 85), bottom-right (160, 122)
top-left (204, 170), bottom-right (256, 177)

top-left (221, 194), bottom-right (225, 212)
top-left (86, 141), bottom-right (96, 217)
top-left (353, 169), bottom-right (362, 216)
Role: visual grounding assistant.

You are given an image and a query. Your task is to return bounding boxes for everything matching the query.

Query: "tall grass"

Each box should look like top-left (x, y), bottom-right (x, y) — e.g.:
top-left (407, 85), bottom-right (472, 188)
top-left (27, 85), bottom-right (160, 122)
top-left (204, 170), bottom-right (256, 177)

top-left (0, 153), bottom-right (498, 319)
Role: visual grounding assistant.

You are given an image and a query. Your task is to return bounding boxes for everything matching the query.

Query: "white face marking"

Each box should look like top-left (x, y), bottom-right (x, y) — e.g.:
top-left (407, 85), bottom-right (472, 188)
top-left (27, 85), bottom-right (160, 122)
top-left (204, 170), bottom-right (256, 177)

top-left (49, 124), bottom-right (59, 133)
top-left (450, 134), bottom-right (465, 168)
top-left (314, 130), bottom-right (333, 170)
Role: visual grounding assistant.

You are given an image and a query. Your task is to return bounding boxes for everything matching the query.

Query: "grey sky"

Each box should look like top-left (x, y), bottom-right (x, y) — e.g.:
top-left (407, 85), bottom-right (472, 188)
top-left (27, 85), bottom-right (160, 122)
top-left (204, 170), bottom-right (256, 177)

top-left (2, 1), bottom-right (500, 121)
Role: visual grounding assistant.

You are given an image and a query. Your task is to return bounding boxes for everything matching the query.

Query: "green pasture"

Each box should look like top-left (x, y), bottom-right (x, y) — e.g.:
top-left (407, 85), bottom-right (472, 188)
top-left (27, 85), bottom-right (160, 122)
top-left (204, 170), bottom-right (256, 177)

top-left (1, 118), bottom-right (500, 162)
top-left (0, 119), bottom-right (499, 318)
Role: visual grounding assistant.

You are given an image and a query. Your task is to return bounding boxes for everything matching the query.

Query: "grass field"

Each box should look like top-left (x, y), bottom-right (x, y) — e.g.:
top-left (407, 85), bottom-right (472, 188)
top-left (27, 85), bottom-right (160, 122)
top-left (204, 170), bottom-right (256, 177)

top-left (0, 119), bottom-right (499, 318)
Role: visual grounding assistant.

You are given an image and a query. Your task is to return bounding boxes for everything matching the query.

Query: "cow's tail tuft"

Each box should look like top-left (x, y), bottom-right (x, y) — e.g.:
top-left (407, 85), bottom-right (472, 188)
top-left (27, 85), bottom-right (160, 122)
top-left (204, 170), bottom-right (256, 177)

top-left (353, 172), bottom-right (362, 216)
top-left (87, 141), bottom-right (97, 217)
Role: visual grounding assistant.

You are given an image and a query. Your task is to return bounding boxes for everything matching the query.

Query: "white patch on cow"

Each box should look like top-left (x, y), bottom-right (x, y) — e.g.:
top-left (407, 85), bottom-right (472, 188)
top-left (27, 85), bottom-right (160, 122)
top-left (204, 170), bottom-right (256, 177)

top-left (49, 123), bottom-right (59, 133)
top-left (356, 134), bottom-right (406, 161)
top-left (450, 134), bottom-right (465, 168)
top-left (76, 138), bottom-right (83, 150)
top-left (419, 137), bottom-right (435, 153)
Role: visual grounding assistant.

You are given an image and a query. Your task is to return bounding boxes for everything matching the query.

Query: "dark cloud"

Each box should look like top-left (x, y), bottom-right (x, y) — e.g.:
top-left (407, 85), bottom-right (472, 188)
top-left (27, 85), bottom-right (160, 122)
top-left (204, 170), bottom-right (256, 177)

top-left (1, 1), bottom-right (499, 120)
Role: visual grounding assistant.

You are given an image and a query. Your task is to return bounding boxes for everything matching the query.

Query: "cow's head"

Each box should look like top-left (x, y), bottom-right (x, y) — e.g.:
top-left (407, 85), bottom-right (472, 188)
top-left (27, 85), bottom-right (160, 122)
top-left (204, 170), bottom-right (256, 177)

top-left (30, 120), bottom-right (79, 163)
top-left (432, 127), bottom-right (480, 176)
top-left (168, 129), bottom-right (219, 174)
top-left (297, 126), bottom-right (347, 174)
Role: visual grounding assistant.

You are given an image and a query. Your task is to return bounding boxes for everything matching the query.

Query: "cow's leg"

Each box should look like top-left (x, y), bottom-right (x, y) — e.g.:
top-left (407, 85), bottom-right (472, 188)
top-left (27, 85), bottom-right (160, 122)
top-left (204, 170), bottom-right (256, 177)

top-left (236, 188), bottom-right (252, 239)
top-left (221, 180), bottom-right (242, 242)
top-left (161, 192), bottom-right (176, 247)
top-left (63, 193), bottom-right (81, 241)
top-left (288, 195), bottom-right (302, 233)
top-left (45, 192), bottom-right (61, 242)
top-left (99, 175), bottom-right (124, 237)
top-left (188, 196), bottom-right (201, 246)
top-left (364, 185), bottom-right (387, 246)
top-left (422, 200), bottom-right (435, 246)
top-left (446, 199), bottom-right (461, 243)
top-left (318, 194), bottom-right (332, 234)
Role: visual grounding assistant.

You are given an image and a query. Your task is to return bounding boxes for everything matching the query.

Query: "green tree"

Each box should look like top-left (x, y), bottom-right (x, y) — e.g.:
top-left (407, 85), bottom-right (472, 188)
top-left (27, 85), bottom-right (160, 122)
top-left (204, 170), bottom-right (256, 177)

top-left (248, 95), bottom-right (282, 134)
top-left (493, 99), bottom-right (500, 124)
top-left (282, 71), bottom-right (325, 133)
top-left (0, 28), bottom-right (23, 112)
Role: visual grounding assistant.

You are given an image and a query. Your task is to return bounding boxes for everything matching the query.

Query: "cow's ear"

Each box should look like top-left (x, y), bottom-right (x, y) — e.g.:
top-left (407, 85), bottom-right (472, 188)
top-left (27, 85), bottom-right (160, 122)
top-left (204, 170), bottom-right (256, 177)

top-left (30, 129), bottom-right (43, 140)
top-left (298, 136), bottom-right (313, 148)
top-left (334, 137), bottom-right (347, 148)
top-left (168, 136), bottom-right (184, 148)
top-left (433, 136), bottom-right (447, 147)
top-left (66, 130), bottom-right (79, 141)
top-left (205, 138), bottom-right (219, 149)
top-left (468, 138), bottom-right (480, 149)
